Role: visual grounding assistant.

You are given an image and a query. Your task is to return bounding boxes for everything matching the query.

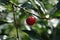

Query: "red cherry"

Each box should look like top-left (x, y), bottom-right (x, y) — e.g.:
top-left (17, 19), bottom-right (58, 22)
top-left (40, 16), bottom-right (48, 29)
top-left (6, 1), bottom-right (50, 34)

top-left (26, 16), bottom-right (36, 25)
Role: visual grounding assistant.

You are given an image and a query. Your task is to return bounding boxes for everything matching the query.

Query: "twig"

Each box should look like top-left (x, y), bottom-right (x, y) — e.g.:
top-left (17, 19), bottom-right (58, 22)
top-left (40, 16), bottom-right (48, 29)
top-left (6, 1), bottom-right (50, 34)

top-left (12, 4), bottom-right (19, 40)
top-left (8, 1), bottom-right (60, 20)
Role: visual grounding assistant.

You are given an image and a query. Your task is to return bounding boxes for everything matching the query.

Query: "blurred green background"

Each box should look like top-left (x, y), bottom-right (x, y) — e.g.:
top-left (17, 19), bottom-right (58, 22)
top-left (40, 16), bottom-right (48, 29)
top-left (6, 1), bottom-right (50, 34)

top-left (0, 0), bottom-right (60, 40)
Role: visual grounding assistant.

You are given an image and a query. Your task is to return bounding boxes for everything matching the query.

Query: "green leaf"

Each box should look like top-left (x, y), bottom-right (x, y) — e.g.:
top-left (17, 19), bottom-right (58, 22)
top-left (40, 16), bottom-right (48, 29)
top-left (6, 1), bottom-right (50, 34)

top-left (22, 30), bottom-right (43, 40)
top-left (0, 0), bottom-right (9, 5)
top-left (10, 0), bottom-right (19, 4)
top-left (54, 10), bottom-right (60, 17)
top-left (6, 3), bottom-right (13, 12)
top-left (29, 0), bottom-right (38, 9)
top-left (50, 10), bottom-right (60, 18)
top-left (22, 32), bottom-right (31, 40)
top-left (21, 2), bottom-right (33, 9)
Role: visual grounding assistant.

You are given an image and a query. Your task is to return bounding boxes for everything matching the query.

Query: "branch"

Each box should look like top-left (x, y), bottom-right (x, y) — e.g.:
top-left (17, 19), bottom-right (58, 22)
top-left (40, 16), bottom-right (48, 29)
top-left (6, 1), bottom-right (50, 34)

top-left (8, 1), bottom-right (60, 19)
top-left (12, 4), bottom-right (20, 40)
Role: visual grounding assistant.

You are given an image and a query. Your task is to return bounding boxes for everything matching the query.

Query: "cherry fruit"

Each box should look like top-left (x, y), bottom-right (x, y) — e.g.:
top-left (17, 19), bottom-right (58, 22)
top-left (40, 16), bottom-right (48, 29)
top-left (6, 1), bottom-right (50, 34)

top-left (26, 16), bottom-right (36, 25)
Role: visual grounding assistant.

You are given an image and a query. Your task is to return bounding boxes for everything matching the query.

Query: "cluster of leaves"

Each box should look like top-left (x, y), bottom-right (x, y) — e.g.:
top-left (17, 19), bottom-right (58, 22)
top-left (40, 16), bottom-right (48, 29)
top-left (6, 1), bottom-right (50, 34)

top-left (0, 0), bottom-right (60, 40)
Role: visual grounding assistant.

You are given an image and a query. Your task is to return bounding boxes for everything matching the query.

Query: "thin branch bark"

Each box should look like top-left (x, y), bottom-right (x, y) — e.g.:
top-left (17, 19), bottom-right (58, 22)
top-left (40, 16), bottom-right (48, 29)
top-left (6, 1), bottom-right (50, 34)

top-left (10, 2), bottom-right (60, 19)
top-left (7, 1), bottom-right (60, 20)
top-left (12, 4), bottom-right (20, 40)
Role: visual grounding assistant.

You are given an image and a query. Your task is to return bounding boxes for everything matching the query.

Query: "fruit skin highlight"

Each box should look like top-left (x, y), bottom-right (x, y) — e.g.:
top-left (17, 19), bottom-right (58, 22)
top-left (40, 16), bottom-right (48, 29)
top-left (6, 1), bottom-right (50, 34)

top-left (26, 16), bottom-right (36, 25)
